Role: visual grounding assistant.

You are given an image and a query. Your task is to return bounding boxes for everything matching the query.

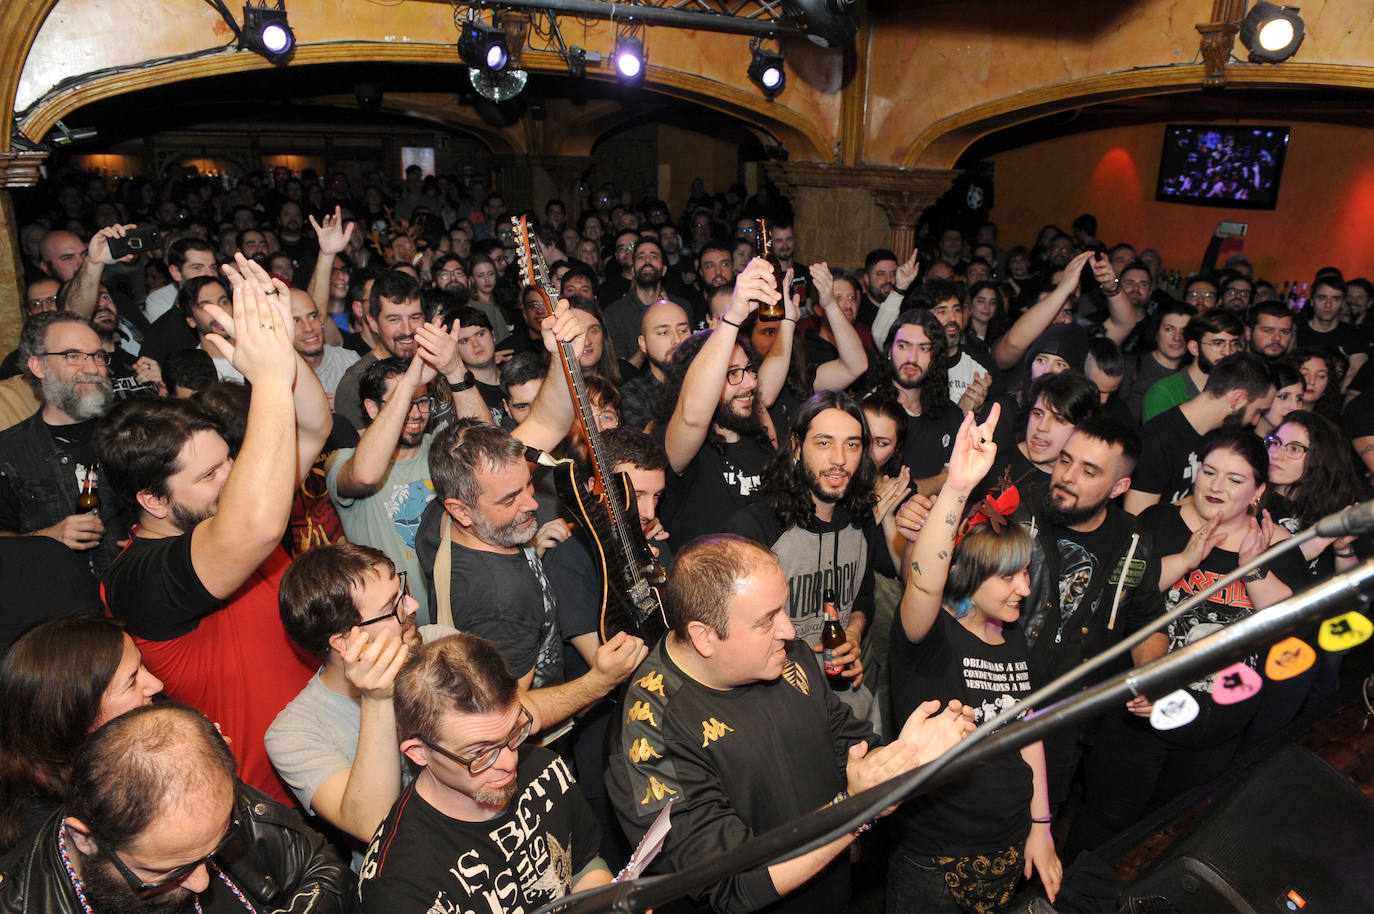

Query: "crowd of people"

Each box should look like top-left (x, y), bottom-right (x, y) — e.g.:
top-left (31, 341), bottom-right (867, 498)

top-left (0, 160), bottom-right (1369, 914)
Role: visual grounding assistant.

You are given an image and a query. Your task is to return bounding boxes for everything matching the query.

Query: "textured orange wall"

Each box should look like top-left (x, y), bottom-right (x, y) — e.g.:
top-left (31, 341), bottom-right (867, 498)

top-left (988, 120), bottom-right (1374, 283)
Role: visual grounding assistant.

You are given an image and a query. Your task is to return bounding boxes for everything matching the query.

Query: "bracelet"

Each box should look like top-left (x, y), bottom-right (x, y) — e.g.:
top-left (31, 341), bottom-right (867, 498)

top-left (1334, 548), bottom-right (1357, 558)
top-left (720, 317), bottom-right (742, 329)
top-left (1031, 815), bottom-right (1053, 825)
top-left (782, 317), bottom-right (796, 323)
top-left (830, 791), bottom-right (873, 836)
top-left (1099, 279), bottom-right (1120, 293)
top-left (1242, 567), bottom-right (1267, 583)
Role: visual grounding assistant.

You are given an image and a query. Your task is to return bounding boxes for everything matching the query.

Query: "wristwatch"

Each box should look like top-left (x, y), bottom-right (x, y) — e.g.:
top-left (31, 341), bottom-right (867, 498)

top-left (451, 370), bottom-right (476, 392)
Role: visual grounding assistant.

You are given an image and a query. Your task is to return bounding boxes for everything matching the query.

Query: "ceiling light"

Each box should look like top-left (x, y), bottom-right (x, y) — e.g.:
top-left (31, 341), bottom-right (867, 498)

top-left (614, 36), bottom-right (645, 83)
top-left (748, 48), bottom-right (785, 97)
top-left (781, 0), bottom-right (859, 48)
top-left (240, 3), bottom-right (294, 64)
top-left (458, 19), bottom-right (510, 72)
top-left (1239, 2), bottom-right (1304, 63)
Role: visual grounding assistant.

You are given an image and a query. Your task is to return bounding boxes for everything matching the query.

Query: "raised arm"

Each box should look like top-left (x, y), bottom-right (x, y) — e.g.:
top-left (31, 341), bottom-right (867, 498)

top-left (190, 255), bottom-right (300, 598)
top-left (992, 252), bottom-right (1092, 370)
top-left (757, 267), bottom-right (797, 408)
top-left (810, 262), bottom-right (868, 392)
top-left (664, 257), bottom-right (777, 473)
top-left (898, 405), bottom-right (1001, 642)
top-left (1089, 253), bottom-right (1140, 344)
top-left (306, 207), bottom-right (350, 348)
top-left (870, 250), bottom-right (919, 350)
top-left (512, 300), bottom-right (590, 452)
top-left (59, 225), bottom-right (133, 319)
top-left (334, 354), bottom-right (436, 497)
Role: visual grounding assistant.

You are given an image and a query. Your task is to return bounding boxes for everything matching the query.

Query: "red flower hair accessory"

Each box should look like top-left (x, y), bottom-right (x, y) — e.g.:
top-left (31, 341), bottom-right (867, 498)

top-left (954, 477), bottom-right (1020, 547)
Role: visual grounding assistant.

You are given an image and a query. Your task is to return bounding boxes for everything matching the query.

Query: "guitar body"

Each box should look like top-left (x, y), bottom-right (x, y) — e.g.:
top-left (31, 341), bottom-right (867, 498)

top-left (553, 459), bottom-right (669, 646)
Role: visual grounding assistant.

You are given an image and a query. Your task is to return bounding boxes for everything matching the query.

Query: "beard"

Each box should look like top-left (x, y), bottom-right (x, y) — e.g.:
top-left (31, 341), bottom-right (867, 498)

top-left (171, 498), bottom-right (216, 533)
top-left (803, 460), bottom-right (849, 505)
top-left (474, 781), bottom-right (519, 809)
top-left (1195, 351), bottom-right (1215, 374)
top-left (470, 507), bottom-right (537, 548)
top-left (399, 420), bottom-right (428, 449)
top-left (43, 373), bottom-right (114, 421)
top-left (1040, 485), bottom-right (1109, 527)
top-left (713, 394), bottom-right (764, 437)
top-left (634, 265), bottom-right (663, 290)
top-left (79, 848), bottom-right (197, 914)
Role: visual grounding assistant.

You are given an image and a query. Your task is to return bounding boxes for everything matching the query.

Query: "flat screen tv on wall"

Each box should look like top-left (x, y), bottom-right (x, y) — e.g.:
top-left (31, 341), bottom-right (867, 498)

top-left (1155, 124), bottom-right (1290, 210)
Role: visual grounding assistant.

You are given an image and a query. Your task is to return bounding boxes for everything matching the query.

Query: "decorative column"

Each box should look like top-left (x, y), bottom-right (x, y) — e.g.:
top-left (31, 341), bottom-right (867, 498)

top-left (1196, 0), bottom-right (1246, 87)
top-left (0, 150), bottom-right (49, 352)
top-left (766, 162), bottom-right (958, 267)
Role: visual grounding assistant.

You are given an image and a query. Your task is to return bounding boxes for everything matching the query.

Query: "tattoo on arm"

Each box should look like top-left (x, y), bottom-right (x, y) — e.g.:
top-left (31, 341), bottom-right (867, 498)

top-left (937, 550), bottom-right (949, 560)
top-left (910, 560), bottom-right (921, 576)
top-left (944, 511), bottom-right (957, 526)
top-left (955, 495), bottom-right (966, 504)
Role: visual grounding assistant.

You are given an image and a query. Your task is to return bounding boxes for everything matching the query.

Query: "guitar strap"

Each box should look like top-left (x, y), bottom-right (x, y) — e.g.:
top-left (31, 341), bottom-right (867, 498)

top-left (435, 512), bottom-right (455, 630)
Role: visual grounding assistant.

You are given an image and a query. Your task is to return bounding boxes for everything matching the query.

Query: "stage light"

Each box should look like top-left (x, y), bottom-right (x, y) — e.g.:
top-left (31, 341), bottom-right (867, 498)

top-left (614, 36), bottom-right (645, 83)
top-left (1239, 2), bottom-right (1304, 63)
top-left (240, 3), bottom-right (294, 64)
top-left (782, 0), bottom-right (859, 49)
top-left (748, 47), bottom-right (785, 97)
top-left (458, 19), bottom-right (510, 72)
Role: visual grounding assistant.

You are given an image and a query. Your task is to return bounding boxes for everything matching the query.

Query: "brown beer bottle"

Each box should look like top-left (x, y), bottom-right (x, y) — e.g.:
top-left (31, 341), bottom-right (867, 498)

top-left (820, 590), bottom-right (849, 691)
top-left (755, 218), bottom-right (785, 321)
top-left (77, 472), bottom-right (100, 515)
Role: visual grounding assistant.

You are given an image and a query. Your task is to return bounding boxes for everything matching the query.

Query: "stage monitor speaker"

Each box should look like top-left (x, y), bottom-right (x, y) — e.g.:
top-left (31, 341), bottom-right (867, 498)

top-left (1120, 744), bottom-right (1374, 913)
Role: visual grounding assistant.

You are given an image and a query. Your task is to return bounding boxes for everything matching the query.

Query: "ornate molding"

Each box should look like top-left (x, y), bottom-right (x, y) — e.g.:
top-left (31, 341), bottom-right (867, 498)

top-left (0, 149), bottom-right (47, 188)
top-left (766, 161), bottom-right (958, 198)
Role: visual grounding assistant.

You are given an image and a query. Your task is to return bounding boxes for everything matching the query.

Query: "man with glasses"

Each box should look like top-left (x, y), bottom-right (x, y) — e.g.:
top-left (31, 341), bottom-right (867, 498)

top-left (1141, 309), bottom-right (1246, 423)
top-left (1182, 277), bottom-right (1221, 312)
top-left (0, 702), bottom-right (348, 914)
top-left (357, 633), bottom-right (612, 913)
top-left (1219, 273), bottom-right (1255, 316)
top-left (0, 312), bottom-right (125, 581)
top-left (1125, 353), bottom-right (1275, 514)
top-left (599, 228), bottom-right (640, 304)
top-left (268, 544), bottom-right (441, 854)
top-left (328, 356), bottom-right (449, 625)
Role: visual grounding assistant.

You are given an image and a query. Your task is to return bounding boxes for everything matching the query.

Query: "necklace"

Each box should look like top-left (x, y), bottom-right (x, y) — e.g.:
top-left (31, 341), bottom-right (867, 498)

top-left (59, 821), bottom-right (255, 914)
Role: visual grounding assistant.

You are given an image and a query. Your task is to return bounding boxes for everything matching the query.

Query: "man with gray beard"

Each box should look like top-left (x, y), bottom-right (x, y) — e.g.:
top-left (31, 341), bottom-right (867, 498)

top-left (0, 311), bottom-right (126, 580)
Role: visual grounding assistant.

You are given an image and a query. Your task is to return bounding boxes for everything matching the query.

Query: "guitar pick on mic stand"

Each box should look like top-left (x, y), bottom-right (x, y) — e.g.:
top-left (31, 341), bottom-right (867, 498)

top-left (529, 502), bottom-right (1374, 914)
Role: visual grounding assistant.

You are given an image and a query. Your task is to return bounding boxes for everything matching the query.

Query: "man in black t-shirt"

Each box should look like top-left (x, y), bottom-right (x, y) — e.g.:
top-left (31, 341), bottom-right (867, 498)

top-left (607, 535), bottom-right (971, 914)
top-left (358, 634), bottom-right (610, 914)
top-left (1125, 352), bottom-right (1274, 514)
top-left (1019, 416), bottom-right (1166, 808)
top-left (1298, 276), bottom-right (1369, 374)
top-left (878, 308), bottom-right (963, 495)
top-left (0, 312), bottom-right (126, 581)
top-left (419, 419), bottom-right (647, 736)
top-left (653, 258), bottom-right (781, 543)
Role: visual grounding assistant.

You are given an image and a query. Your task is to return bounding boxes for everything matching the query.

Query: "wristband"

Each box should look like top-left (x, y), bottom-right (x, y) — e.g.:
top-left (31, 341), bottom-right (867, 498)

top-left (1031, 815), bottom-right (1053, 825)
top-left (1334, 548), bottom-right (1357, 558)
top-left (450, 370), bottom-right (476, 392)
top-left (1242, 567), bottom-right (1267, 583)
top-left (830, 791), bottom-right (873, 836)
top-left (782, 317), bottom-right (796, 323)
top-left (720, 317), bottom-right (742, 329)
top-left (1099, 278), bottom-right (1120, 293)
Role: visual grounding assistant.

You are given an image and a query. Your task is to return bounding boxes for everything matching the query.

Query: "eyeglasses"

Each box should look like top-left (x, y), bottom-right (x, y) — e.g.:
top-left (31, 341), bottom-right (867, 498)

top-left (418, 705), bottom-right (533, 775)
top-left (725, 365), bottom-right (758, 385)
top-left (436, 270), bottom-right (466, 281)
top-left (380, 395), bottom-right (434, 414)
top-left (1223, 287), bottom-right (1253, 300)
top-left (42, 349), bottom-right (112, 366)
top-left (1264, 435), bottom-right (1310, 459)
top-left (1200, 337), bottom-right (1243, 353)
top-left (358, 570), bottom-right (415, 626)
top-left (99, 817), bottom-right (241, 898)
top-left (615, 243), bottom-right (637, 253)
top-left (26, 294), bottom-right (58, 313)
top-left (1186, 290), bottom-right (1218, 301)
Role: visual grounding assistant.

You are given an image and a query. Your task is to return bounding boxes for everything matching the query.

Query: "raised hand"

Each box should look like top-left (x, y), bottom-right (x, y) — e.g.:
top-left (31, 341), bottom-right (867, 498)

top-left (541, 297), bottom-right (592, 354)
top-left (1057, 251), bottom-right (1094, 292)
top-left (1089, 252), bottom-right (1117, 287)
top-left (810, 261), bottom-right (835, 308)
top-left (782, 267), bottom-right (802, 322)
top-left (725, 257), bottom-right (779, 325)
top-left (203, 253), bottom-right (297, 385)
top-left (945, 402), bottom-right (1001, 491)
top-left (339, 627), bottom-right (410, 700)
top-left (895, 249), bottom-right (920, 292)
top-left (310, 206), bottom-right (355, 256)
top-left (88, 224), bottom-right (136, 265)
top-left (415, 321), bottom-right (461, 378)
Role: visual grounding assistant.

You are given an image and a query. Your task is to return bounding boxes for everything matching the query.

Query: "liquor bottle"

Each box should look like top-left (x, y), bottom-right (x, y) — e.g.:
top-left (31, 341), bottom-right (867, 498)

top-left (820, 591), bottom-right (849, 691)
top-left (755, 218), bottom-right (785, 322)
top-left (77, 472), bottom-right (100, 515)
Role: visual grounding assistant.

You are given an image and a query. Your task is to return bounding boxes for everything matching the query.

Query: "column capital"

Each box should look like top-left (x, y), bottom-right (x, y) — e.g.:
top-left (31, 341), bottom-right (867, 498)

top-left (0, 150), bottom-right (48, 189)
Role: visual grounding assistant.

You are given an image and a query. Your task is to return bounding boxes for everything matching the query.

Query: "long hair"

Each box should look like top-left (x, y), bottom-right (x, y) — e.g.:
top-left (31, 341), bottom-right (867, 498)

top-left (863, 308), bottom-right (950, 418)
top-left (860, 390), bottom-right (907, 476)
top-left (0, 616), bottom-right (126, 852)
top-left (1288, 348), bottom-right (1346, 422)
top-left (651, 330), bottom-right (772, 454)
top-left (1270, 410), bottom-right (1363, 527)
top-left (568, 296), bottom-right (622, 386)
top-left (759, 391), bottom-right (878, 529)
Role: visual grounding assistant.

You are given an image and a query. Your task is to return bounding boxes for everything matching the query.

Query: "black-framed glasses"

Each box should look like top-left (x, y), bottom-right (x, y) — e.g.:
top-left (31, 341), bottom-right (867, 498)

top-left (1264, 435), bottom-right (1310, 459)
top-left (725, 365), bottom-right (758, 385)
top-left (418, 705), bottom-right (533, 775)
top-left (358, 570), bottom-right (414, 627)
top-left (99, 817), bottom-right (241, 898)
top-left (1186, 289), bottom-right (1218, 301)
top-left (41, 349), bottom-right (111, 367)
top-left (380, 395), bottom-right (434, 414)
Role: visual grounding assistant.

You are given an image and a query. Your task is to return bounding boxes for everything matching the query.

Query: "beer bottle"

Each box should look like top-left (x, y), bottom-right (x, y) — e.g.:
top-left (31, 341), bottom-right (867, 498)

top-left (77, 472), bottom-right (100, 515)
top-left (755, 218), bottom-right (785, 322)
top-left (820, 590), bottom-right (849, 691)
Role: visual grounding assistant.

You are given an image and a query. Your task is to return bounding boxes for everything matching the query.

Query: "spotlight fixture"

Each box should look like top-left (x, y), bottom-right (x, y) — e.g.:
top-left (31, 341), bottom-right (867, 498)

top-left (566, 45), bottom-right (587, 79)
top-left (1239, 2), bottom-right (1304, 63)
top-left (240, 2), bottom-right (294, 64)
top-left (748, 47), bottom-right (785, 97)
top-left (458, 19), bottom-right (510, 72)
top-left (613, 36), bottom-right (645, 83)
top-left (782, 0), bottom-right (859, 49)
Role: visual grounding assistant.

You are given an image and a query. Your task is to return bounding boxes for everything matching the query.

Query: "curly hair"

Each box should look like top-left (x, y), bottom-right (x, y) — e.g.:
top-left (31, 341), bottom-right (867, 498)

top-left (650, 329), bottom-right (773, 455)
top-left (758, 391), bottom-right (878, 529)
top-left (862, 308), bottom-right (950, 419)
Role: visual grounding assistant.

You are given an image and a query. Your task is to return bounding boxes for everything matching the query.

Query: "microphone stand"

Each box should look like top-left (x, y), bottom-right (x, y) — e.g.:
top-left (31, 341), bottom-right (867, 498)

top-left (531, 530), bottom-right (1374, 914)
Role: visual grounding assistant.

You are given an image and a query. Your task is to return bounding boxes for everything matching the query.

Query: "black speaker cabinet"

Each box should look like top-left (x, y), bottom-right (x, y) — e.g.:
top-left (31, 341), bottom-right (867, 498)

top-left (1120, 744), bottom-right (1374, 913)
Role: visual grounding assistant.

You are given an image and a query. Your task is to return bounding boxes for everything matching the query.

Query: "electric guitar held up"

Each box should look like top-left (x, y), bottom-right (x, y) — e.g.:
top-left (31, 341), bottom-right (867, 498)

top-left (512, 216), bottom-right (669, 645)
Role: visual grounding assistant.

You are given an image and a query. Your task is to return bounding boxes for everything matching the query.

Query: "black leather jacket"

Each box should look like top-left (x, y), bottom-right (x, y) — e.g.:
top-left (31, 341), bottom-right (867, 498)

top-left (0, 785), bottom-right (349, 914)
